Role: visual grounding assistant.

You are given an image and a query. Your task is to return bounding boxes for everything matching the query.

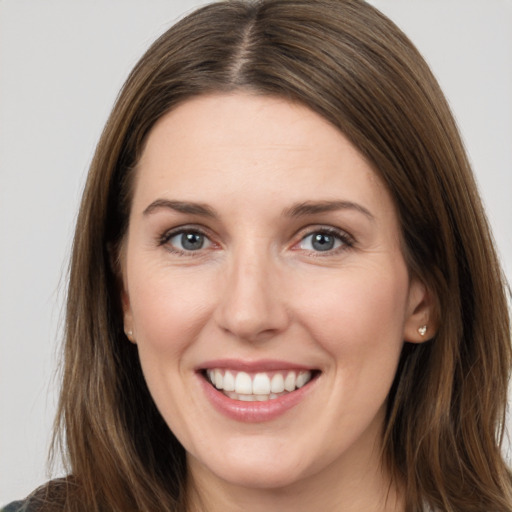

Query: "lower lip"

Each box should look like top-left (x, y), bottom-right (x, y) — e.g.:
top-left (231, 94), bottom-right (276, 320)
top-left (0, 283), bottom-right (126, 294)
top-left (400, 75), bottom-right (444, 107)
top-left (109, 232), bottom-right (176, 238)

top-left (198, 373), bottom-right (317, 423)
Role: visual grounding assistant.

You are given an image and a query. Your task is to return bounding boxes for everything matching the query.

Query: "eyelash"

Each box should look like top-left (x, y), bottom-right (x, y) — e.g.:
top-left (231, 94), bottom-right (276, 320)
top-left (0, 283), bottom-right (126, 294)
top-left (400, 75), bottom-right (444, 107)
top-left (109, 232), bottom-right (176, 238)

top-left (157, 225), bottom-right (355, 256)
top-left (294, 227), bottom-right (354, 256)
top-left (158, 226), bottom-right (212, 256)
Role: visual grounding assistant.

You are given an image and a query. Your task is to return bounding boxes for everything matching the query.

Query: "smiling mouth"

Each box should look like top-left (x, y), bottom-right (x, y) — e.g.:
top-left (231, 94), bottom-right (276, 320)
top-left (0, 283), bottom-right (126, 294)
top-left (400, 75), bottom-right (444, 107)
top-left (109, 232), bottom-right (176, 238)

top-left (202, 369), bottom-right (319, 402)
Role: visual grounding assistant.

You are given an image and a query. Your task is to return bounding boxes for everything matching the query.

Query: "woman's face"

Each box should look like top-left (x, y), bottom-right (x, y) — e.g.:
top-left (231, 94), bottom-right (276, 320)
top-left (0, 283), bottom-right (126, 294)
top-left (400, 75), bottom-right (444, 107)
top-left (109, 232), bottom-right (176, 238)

top-left (121, 93), bottom-right (429, 492)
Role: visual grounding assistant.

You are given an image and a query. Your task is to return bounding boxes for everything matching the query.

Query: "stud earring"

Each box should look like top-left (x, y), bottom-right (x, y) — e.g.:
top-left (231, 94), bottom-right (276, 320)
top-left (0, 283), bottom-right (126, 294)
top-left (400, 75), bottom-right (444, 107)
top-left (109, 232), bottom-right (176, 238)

top-left (418, 325), bottom-right (427, 336)
top-left (126, 329), bottom-right (133, 340)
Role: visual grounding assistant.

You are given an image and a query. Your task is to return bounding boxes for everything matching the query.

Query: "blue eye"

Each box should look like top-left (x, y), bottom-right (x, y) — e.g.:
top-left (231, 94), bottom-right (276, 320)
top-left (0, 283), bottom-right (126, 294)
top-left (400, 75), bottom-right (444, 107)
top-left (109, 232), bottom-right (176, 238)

top-left (165, 231), bottom-right (211, 252)
top-left (298, 230), bottom-right (347, 252)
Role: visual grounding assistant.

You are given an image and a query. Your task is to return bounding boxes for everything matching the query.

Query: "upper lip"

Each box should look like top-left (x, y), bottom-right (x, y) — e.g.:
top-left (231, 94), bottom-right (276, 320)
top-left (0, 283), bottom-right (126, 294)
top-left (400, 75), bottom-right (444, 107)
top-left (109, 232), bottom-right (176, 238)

top-left (197, 359), bottom-right (317, 372)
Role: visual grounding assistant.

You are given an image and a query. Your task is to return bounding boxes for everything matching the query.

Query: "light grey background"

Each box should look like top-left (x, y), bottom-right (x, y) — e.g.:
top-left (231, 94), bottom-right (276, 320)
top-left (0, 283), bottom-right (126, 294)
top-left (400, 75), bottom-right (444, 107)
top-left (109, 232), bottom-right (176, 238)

top-left (1, 0), bottom-right (511, 505)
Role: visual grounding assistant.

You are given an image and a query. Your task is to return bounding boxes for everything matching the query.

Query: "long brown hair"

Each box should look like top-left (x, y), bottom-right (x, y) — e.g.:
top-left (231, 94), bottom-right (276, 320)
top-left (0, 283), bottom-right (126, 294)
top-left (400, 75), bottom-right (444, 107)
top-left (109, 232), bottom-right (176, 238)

top-left (42, 0), bottom-right (512, 510)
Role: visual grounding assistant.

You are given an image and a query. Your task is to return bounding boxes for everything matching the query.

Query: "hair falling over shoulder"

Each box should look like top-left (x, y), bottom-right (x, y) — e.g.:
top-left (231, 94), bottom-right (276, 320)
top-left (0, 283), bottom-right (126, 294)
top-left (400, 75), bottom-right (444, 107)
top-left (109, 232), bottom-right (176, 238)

top-left (40, 1), bottom-right (512, 511)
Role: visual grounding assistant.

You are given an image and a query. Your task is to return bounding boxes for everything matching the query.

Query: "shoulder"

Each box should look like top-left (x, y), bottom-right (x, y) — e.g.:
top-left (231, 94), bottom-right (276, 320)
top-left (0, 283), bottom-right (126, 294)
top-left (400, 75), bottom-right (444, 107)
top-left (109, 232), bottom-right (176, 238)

top-left (1, 496), bottom-right (49, 512)
top-left (2, 479), bottom-right (73, 512)
top-left (1, 500), bottom-right (34, 512)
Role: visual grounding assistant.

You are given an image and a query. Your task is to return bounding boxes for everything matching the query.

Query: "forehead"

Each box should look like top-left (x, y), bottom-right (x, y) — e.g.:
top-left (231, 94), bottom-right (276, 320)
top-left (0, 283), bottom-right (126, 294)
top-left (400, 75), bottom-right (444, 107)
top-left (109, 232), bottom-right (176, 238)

top-left (133, 92), bottom-right (394, 220)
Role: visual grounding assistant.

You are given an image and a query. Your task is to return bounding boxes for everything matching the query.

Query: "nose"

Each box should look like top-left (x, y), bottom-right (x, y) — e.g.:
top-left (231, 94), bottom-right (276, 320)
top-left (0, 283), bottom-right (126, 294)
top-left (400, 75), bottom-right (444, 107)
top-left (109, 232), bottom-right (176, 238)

top-left (214, 248), bottom-right (290, 342)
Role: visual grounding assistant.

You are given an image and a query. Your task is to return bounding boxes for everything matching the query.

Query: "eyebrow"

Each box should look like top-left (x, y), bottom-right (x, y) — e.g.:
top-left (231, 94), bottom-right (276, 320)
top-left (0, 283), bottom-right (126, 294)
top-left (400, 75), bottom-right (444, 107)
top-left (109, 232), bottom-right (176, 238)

top-left (143, 199), bottom-right (217, 217)
top-left (142, 198), bottom-right (374, 221)
top-left (283, 200), bottom-right (374, 220)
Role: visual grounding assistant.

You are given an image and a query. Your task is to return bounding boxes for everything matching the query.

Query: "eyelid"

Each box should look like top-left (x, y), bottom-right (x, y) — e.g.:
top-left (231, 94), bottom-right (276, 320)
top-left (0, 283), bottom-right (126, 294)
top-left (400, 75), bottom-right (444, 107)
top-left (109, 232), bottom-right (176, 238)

top-left (291, 225), bottom-right (355, 254)
top-left (158, 224), bottom-right (217, 255)
top-left (157, 223), bottom-right (354, 256)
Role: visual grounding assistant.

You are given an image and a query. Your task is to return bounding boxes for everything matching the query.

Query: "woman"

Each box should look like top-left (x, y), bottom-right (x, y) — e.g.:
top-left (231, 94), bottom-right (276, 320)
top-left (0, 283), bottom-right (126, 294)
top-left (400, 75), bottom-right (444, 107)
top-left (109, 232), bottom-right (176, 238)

top-left (4, 0), bottom-right (511, 510)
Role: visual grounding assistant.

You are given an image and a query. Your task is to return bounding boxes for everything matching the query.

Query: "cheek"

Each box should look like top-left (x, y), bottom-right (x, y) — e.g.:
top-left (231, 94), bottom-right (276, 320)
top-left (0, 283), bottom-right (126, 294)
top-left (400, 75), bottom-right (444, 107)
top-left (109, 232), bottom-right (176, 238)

top-left (127, 264), bottom-right (216, 357)
top-left (126, 266), bottom-right (217, 425)
top-left (293, 262), bottom-right (409, 362)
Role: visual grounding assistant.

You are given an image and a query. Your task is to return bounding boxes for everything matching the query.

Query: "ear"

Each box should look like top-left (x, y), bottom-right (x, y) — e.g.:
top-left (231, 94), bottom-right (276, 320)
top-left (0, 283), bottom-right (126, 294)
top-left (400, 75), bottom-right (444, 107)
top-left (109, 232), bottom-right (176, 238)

top-left (403, 278), bottom-right (438, 343)
top-left (117, 242), bottom-right (136, 344)
top-left (122, 288), bottom-right (136, 344)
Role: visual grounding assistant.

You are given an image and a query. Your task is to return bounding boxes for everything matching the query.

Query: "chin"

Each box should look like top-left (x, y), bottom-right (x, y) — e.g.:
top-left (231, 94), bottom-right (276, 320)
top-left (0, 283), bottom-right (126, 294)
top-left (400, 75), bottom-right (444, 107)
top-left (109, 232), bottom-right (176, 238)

top-left (191, 447), bottom-right (313, 491)
top-left (218, 465), bottom-right (305, 490)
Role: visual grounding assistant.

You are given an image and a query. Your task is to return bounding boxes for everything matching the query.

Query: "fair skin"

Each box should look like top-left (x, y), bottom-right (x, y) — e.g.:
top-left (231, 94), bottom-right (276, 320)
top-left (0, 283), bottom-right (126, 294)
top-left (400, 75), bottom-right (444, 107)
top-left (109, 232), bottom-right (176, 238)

top-left (121, 92), bottom-right (432, 512)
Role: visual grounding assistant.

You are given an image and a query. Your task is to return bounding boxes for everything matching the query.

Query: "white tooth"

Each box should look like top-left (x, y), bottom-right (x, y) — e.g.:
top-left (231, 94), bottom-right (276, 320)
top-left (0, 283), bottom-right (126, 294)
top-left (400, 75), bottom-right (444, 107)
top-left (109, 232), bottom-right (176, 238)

top-left (284, 371), bottom-right (296, 392)
top-left (235, 371), bottom-right (252, 394)
top-left (214, 369), bottom-right (223, 389)
top-left (270, 373), bottom-right (285, 393)
top-left (255, 394), bottom-right (269, 401)
top-left (223, 370), bottom-right (235, 391)
top-left (270, 393), bottom-right (279, 399)
top-left (296, 370), bottom-right (312, 388)
top-left (252, 373), bottom-right (271, 394)
top-left (238, 394), bottom-right (256, 401)
top-left (207, 369), bottom-right (215, 384)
